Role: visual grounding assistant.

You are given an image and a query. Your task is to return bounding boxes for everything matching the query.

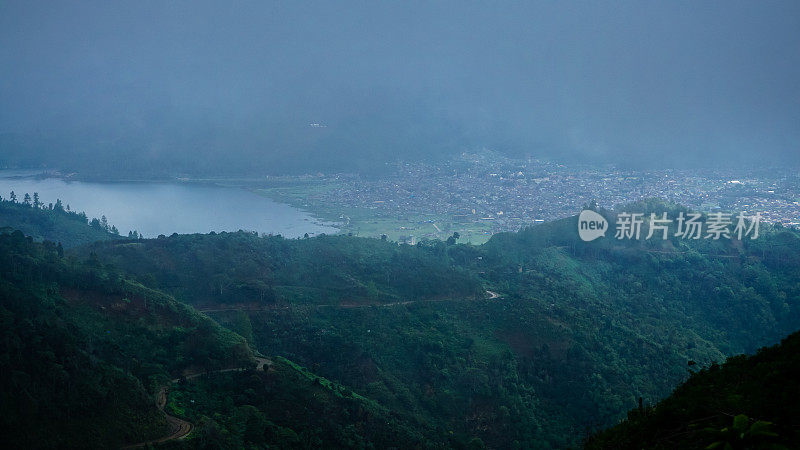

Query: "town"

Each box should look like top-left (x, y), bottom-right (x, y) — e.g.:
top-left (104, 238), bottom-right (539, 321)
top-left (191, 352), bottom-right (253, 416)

top-left (259, 150), bottom-right (800, 244)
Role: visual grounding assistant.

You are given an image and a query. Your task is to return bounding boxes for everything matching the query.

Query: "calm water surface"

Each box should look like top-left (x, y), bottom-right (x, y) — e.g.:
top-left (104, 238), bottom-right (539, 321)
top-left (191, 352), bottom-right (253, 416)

top-left (0, 171), bottom-right (337, 238)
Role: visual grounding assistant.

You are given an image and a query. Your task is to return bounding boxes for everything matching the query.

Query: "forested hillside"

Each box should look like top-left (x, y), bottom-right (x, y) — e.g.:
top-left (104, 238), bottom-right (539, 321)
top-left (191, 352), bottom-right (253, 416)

top-left (2, 200), bottom-right (799, 448)
top-left (480, 201), bottom-right (800, 356)
top-left (0, 196), bottom-right (123, 247)
top-left (73, 201), bottom-right (800, 448)
top-left (81, 232), bottom-right (484, 307)
top-left (0, 230), bottom-right (253, 447)
top-left (0, 228), bottom-right (455, 448)
top-left (162, 357), bottom-right (442, 448)
top-left (585, 330), bottom-right (800, 449)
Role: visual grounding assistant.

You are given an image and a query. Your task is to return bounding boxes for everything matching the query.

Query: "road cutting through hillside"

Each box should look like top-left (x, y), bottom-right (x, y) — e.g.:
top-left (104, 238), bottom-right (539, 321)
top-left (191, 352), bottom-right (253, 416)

top-left (123, 356), bottom-right (271, 448)
top-left (198, 291), bottom-right (503, 313)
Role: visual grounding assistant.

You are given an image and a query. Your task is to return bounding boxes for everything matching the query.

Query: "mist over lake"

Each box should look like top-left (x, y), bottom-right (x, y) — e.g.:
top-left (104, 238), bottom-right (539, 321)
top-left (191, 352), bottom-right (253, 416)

top-left (2, 2), bottom-right (800, 448)
top-left (0, 171), bottom-right (336, 238)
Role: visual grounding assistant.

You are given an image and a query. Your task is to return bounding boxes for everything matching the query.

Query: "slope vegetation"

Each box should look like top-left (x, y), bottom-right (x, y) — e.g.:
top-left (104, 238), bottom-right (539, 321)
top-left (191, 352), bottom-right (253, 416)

top-left (0, 230), bottom-right (253, 448)
top-left (77, 202), bottom-right (800, 447)
top-left (586, 330), bottom-right (800, 449)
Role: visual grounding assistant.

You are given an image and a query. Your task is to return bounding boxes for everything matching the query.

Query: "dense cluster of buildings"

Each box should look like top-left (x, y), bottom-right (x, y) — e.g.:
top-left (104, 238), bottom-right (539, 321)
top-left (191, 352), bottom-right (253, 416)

top-left (295, 151), bottom-right (800, 236)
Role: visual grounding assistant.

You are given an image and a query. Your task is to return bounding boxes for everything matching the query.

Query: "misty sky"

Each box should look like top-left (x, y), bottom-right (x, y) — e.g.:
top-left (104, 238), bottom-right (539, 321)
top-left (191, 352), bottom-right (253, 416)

top-left (1, 1), bottom-right (799, 172)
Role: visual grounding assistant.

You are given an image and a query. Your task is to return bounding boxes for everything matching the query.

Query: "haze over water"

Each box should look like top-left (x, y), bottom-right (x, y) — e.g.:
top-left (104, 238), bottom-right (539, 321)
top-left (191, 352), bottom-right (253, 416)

top-left (0, 171), bottom-right (337, 238)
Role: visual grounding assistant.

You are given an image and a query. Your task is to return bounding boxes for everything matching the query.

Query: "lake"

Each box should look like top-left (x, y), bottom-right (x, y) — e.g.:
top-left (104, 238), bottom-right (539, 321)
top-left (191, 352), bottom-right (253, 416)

top-left (0, 171), bottom-right (338, 238)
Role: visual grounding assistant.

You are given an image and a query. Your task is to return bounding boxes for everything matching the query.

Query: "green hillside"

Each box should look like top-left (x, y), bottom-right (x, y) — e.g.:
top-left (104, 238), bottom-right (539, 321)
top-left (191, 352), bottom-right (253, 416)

top-left (0, 197), bottom-right (123, 247)
top-left (585, 330), bottom-right (800, 449)
top-left (0, 210), bottom-right (481, 448)
top-left (0, 230), bottom-right (253, 447)
top-left (73, 202), bottom-right (800, 448)
top-left (1, 199), bottom-right (799, 448)
top-left (163, 356), bottom-right (440, 448)
top-left (80, 231), bottom-right (484, 307)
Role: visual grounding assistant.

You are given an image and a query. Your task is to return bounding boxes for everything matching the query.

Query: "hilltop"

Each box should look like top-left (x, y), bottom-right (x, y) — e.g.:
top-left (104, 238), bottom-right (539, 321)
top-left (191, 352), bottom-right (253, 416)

top-left (0, 197), bottom-right (123, 247)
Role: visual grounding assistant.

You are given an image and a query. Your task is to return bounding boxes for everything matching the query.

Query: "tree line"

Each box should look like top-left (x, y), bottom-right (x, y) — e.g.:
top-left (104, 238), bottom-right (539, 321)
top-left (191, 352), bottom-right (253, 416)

top-left (1, 190), bottom-right (142, 239)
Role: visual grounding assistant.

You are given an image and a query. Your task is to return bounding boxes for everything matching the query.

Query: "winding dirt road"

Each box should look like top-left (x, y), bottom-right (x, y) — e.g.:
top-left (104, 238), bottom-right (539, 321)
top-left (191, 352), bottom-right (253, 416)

top-left (124, 291), bottom-right (504, 446)
top-left (123, 357), bottom-right (271, 448)
top-left (121, 386), bottom-right (192, 449)
top-left (125, 291), bottom-right (503, 447)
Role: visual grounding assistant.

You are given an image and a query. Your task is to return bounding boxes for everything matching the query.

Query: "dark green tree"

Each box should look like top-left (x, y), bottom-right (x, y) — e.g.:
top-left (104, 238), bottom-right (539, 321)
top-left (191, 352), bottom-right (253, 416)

top-left (704, 414), bottom-right (784, 450)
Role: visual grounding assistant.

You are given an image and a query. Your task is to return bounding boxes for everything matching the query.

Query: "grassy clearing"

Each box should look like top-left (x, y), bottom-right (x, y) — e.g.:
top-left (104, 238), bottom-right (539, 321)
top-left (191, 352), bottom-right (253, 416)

top-left (255, 181), bottom-right (494, 244)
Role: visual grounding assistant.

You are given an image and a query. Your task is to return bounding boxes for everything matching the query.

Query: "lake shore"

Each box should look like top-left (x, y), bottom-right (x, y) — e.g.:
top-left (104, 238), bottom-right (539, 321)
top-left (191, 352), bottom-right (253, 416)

top-left (0, 170), bottom-right (339, 239)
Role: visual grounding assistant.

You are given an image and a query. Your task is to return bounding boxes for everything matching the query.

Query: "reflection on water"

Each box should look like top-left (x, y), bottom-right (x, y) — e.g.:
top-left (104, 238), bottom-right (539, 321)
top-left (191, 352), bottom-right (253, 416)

top-left (0, 171), bottom-right (338, 238)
